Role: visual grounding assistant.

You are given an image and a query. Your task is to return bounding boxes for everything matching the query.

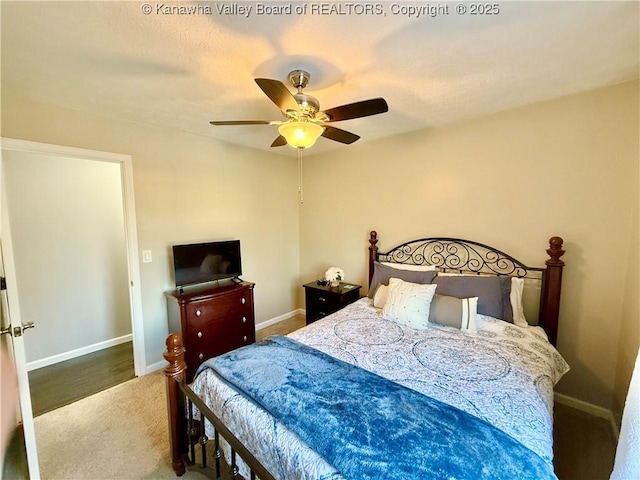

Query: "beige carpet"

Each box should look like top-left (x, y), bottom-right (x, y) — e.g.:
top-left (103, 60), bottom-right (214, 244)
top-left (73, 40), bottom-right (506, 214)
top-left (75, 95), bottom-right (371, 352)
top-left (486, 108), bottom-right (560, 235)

top-left (34, 371), bottom-right (207, 480)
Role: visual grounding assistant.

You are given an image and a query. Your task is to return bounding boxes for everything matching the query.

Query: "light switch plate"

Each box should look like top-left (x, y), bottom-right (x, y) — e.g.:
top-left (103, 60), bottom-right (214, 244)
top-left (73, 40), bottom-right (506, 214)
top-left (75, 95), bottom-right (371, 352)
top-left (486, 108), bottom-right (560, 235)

top-left (142, 250), bottom-right (153, 263)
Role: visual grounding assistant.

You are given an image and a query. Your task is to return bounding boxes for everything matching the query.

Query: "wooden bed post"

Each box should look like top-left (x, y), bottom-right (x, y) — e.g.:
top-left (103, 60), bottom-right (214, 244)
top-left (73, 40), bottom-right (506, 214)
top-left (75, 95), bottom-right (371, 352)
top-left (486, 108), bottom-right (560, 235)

top-left (539, 237), bottom-right (565, 346)
top-left (164, 333), bottom-right (187, 476)
top-left (368, 230), bottom-right (379, 288)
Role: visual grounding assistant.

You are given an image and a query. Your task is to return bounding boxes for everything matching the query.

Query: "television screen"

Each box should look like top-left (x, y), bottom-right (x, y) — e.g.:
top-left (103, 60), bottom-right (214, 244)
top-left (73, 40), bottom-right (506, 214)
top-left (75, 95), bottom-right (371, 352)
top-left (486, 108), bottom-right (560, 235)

top-left (172, 240), bottom-right (242, 288)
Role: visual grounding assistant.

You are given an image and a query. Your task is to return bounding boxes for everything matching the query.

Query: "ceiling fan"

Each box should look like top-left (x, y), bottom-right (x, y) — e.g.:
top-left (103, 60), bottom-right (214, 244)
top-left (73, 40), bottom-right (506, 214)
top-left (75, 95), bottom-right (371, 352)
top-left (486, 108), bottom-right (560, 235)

top-left (210, 69), bottom-right (389, 149)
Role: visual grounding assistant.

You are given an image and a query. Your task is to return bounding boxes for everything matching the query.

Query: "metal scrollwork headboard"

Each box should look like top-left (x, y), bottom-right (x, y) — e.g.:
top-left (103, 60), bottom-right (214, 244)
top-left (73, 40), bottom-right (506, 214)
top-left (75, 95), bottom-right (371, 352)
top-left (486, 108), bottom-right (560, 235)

top-left (367, 230), bottom-right (565, 345)
top-left (380, 237), bottom-right (542, 277)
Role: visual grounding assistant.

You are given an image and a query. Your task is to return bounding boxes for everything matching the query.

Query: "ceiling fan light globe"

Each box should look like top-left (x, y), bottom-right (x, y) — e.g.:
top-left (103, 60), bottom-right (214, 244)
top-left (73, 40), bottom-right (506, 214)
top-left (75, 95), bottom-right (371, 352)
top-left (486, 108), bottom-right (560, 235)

top-left (278, 121), bottom-right (324, 149)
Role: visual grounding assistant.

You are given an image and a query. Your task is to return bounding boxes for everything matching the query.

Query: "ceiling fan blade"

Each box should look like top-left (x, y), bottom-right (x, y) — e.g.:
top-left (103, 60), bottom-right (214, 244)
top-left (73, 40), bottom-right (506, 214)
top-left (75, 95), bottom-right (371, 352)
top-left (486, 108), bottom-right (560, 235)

top-left (321, 125), bottom-right (360, 144)
top-left (210, 120), bottom-right (275, 126)
top-left (319, 98), bottom-right (388, 122)
top-left (270, 135), bottom-right (287, 147)
top-left (255, 78), bottom-right (300, 114)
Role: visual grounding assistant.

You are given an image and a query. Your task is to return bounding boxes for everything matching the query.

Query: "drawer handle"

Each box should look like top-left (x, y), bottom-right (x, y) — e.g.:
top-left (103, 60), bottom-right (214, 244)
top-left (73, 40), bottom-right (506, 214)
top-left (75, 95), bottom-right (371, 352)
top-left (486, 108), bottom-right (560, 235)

top-left (195, 309), bottom-right (201, 317)
top-left (197, 331), bottom-right (203, 338)
top-left (243, 335), bottom-right (248, 342)
top-left (318, 296), bottom-right (326, 302)
top-left (241, 297), bottom-right (246, 305)
top-left (319, 311), bottom-right (327, 317)
top-left (198, 353), bottom-right (204, 360)
top-left (242, 316), bottom-right (247, 324)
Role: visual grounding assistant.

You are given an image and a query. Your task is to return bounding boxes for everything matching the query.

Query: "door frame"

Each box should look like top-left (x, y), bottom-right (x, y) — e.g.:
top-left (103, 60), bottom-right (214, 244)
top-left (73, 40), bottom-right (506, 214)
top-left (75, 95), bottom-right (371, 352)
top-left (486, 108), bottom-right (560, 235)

top-left (0, 138), bottom-right (146, 376)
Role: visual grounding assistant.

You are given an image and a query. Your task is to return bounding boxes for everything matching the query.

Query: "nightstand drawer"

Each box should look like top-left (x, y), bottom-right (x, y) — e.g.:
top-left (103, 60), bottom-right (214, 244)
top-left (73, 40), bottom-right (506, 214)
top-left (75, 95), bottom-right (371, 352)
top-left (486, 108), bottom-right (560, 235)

top-left (303, 282), bottom-right (362, 324)
top-left (307, 293), bottom-right (341, 313)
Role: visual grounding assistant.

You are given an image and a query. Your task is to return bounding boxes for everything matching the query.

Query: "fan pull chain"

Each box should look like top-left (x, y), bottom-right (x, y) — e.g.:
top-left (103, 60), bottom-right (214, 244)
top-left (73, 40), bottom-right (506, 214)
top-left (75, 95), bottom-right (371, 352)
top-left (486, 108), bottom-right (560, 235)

top-left (297, 147), bottom-right (304, 204)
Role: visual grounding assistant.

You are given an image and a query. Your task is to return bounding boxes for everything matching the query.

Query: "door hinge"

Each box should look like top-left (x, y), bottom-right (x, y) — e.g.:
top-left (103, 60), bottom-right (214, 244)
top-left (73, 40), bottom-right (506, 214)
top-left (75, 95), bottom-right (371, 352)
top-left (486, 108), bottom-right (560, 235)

top-left (0, 277), bottom-right (6, 291)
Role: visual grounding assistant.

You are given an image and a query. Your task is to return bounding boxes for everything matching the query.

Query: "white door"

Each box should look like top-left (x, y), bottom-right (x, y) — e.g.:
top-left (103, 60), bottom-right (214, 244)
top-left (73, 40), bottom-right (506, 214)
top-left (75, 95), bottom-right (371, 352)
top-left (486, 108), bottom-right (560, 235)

top-left (0, 149), bottom-right (41, 479)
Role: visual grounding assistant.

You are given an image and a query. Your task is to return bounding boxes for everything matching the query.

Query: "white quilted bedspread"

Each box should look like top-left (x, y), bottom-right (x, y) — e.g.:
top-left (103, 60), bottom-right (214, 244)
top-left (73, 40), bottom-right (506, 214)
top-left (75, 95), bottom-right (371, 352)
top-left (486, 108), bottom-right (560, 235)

top-left (191, 297), bottom-right (569, 479)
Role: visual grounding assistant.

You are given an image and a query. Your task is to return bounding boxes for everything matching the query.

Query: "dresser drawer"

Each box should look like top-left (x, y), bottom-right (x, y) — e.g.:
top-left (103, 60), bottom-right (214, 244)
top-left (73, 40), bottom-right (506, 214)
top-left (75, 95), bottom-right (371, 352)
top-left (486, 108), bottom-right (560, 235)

top-left (185, 326), bottom-right (254, 367)
top-left (185, 292), bottom-right (251, 322)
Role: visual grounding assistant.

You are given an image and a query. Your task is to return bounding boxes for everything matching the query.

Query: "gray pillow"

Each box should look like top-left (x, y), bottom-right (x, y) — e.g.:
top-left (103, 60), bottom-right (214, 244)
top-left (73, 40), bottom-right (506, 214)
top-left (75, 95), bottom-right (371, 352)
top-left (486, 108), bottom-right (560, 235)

top-left (368, 261), bottom-right (437, 298)
top-left (432, 275), bottom-right (513, 322)
top-left (428, 294), bottom-right (477, 330)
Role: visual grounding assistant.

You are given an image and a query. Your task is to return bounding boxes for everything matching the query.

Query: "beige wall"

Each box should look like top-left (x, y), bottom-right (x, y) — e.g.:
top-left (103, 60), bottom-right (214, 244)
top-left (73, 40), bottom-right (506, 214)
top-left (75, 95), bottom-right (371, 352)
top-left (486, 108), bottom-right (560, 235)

top-left (613, 184), bottom-right (640, 424)
top-left (1, 90), bottom-right (301, 369)
top-left (300, 81), bottom-right (640, 410)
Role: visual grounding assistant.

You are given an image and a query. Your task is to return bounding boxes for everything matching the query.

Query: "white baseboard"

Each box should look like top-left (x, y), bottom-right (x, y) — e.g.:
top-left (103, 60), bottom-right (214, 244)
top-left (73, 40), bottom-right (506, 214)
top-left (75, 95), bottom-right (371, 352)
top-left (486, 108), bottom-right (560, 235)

top-left (27, 334), bottom-right (133, 371)
top-left (554, 392), bottom-right (620, 439)
top-left (146, 360), bottom-right (167, 374)
top-left (255, 308), bottom-right (304, 331)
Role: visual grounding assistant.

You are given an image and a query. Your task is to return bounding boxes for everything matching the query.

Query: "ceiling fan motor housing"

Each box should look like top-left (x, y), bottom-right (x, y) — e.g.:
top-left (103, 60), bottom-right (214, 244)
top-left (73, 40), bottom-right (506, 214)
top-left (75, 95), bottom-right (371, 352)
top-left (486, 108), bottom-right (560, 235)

top-left (287, 70), bottom-right (319, 117)
top-left (294, 93), bottom-right (320, 117)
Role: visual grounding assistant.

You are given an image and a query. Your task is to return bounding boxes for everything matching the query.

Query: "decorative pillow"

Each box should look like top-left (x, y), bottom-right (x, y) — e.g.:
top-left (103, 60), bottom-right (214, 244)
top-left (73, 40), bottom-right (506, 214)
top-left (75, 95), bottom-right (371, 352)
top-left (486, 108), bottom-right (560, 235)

top-left (382, 278), bottom-right (437, 330)
top-left (428, 294), bottom-right (478, 331)
top-left (372, 284), bottom-right (389, 309)
top-left (433, 275), bottom-right (513, 322)
top-left (437, 273), bottom-right (526, 326)
top-left (380, 262), bottom-right (437, 272)
top-left (368, 261), bottom-right (437, 298)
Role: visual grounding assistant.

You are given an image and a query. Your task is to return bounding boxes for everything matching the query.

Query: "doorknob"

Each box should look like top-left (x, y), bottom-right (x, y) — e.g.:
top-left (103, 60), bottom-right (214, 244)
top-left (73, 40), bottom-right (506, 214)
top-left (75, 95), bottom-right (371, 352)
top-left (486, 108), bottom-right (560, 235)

top-left (0, 326), bottom-right (11, 336)
top-left (8, 322), bottom-right (35, 337)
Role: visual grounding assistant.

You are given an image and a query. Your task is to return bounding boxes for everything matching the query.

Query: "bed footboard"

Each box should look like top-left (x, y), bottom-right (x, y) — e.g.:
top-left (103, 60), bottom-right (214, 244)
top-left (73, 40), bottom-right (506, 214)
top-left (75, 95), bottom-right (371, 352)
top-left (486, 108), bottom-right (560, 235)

top-left (164, 333), bottom-right (275, 480)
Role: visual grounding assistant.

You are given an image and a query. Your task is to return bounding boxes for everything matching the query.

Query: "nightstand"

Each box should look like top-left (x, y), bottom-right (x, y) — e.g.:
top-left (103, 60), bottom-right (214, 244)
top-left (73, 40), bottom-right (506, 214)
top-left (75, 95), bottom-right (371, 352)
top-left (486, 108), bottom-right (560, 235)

top-left (303, 282), bottom-right (362, 324)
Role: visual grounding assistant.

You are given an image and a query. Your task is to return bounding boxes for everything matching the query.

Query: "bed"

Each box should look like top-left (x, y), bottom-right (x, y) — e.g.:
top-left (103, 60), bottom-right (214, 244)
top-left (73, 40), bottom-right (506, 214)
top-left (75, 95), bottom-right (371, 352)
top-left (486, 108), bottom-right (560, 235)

top-left (164, 230), bottom-right (568, 479)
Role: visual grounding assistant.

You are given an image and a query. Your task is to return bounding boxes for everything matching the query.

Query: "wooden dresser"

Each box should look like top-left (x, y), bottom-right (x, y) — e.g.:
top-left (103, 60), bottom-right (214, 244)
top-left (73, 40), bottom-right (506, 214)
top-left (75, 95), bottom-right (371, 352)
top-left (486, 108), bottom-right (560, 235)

top-left (165, 281), bottom-right (255, 382)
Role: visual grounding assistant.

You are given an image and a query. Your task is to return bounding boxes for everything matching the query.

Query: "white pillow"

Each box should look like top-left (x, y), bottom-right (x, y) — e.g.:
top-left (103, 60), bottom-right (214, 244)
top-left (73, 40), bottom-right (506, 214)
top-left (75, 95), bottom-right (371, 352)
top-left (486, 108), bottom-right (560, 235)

top-left (382, 278), bottom-right (437, 329)
top-left (373, 284), bottom-right (389, 309)
top-left (381, 262), bottom-right (437, 271)
top-left (436, 273), bottom-right (527, 326)
top-left (510, 277), bottom-right (527, 327)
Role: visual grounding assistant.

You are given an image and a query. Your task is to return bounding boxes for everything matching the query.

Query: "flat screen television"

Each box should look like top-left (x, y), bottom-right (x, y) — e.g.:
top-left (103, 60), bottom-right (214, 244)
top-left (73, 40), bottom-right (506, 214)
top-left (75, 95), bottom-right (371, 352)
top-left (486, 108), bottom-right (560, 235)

top-left (172, 240), bottom-right (242, 289)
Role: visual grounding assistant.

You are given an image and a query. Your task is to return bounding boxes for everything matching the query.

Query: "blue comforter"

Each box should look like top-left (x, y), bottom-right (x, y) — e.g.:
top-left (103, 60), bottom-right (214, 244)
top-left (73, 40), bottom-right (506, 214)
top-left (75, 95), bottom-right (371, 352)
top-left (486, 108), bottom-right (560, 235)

top-left (200, 335), bottom-right (557, 480)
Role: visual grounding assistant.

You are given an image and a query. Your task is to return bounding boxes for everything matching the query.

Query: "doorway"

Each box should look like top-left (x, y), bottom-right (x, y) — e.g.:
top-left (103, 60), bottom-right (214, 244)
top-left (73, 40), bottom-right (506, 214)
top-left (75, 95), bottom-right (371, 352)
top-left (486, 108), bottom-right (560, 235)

top-left (1, 139), bottom-right (145, 376)
top-left (1, 138), bottom-right (145, 477)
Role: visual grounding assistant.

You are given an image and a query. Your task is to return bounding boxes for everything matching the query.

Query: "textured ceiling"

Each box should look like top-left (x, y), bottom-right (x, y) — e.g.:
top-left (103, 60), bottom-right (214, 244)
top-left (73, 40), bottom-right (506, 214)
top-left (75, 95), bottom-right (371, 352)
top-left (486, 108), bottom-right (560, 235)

top-left (2, 1), bottom-right (638, 157)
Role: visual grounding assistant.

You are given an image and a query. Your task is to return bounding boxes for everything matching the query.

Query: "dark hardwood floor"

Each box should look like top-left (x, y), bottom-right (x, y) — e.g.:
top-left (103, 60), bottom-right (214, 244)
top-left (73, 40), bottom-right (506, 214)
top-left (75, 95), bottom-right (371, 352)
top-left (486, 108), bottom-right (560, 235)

top-left (28, 341), bottom-right (135, 417)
